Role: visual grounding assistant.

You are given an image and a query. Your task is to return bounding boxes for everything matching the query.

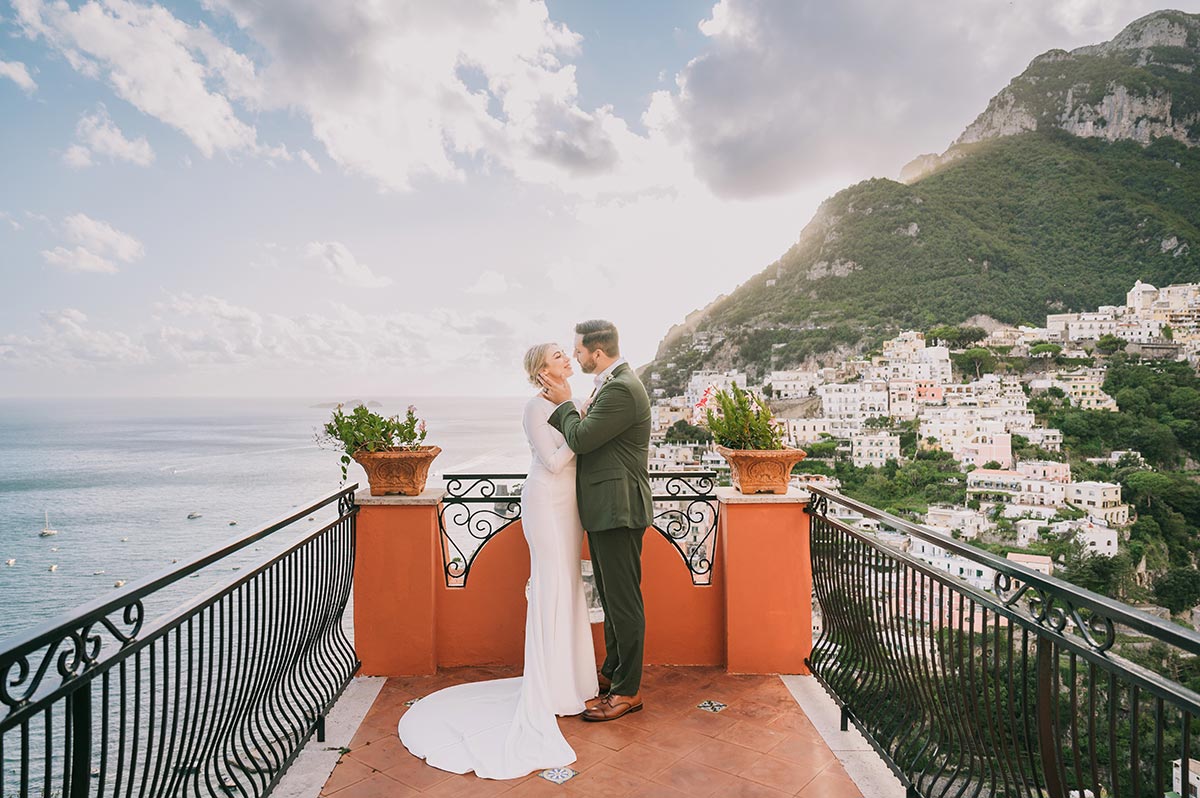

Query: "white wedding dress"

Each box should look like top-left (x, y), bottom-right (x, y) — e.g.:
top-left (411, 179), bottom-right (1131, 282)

top-left (397, 396), bottom-right (598, 779)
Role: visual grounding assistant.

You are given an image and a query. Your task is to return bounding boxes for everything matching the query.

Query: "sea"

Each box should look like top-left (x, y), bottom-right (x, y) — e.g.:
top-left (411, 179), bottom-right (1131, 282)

top-left (0, 395), bottom-right (531, 644)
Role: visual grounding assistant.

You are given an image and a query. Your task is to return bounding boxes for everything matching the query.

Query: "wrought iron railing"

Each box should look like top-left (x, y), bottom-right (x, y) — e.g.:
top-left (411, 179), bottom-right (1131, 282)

top-left (806, 485), bottom-right (1200, 798)
top-left (437, 471), bottom-right (718, 587)
top-left (0, 485), bottom-right (360, 798)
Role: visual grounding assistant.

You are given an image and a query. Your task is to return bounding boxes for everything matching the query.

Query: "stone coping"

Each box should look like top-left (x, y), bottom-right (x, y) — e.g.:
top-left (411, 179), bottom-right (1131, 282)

top-left (716, 486), bottom-right (811, 505)
top-left (354, 487), bottom-right (447, 506)
top-left (355, 485), bottom-right (812, 506)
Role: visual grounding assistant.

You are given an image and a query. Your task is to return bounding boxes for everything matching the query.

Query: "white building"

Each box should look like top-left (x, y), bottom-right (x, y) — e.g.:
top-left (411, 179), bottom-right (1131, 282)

top-left (958, 432), bottom-right (1013, 469)
top-left (1006, 551), bottom-right (1054, 576)
top-left (873, 331), bottom-right (953, 384)
top-left (649, 442), bottom-right (706, 471)
top-left (780, 417), bottom-right (834, 446)
top-left (817, 379), bottom-right (890, 420)
top-left (651, 398), bottom-right (692, 435)
top-left (925, 506), bottom-right (990, 540)
top-left (765, 369), bottom-right (820, 400)
top-left (851, 432), bottom-right (901, 468)
top-left (921, 407), bottom-right (1016, 468)
top-left (1172, 758), bottom-right (1200, 798)
top-left (1015, 519), bottom-right (1045, 547)
top-left (1067, 481), bottom-right (1129, 526)
top-left (1002, 503), bottom-right (1060, 521)
top-left (686, 370), bottom-right (749, 409)
top-left (887, 378), bottom-right (918, 421)
top-left (1084, 450), bottom-right (1145, 467)
top-left (1016, 460), bottom-right (1071, 483)
top-left (1020, 426), bottom-right (1064, 452)
top-left (1058, 519), bottom-right (1119, 555)
top-left (909, 538), bottom-right (995, 592)
top-left (967, 468), bottom-right (1023, 497)
top-left (1031, 369), bottom-right (1119, 412)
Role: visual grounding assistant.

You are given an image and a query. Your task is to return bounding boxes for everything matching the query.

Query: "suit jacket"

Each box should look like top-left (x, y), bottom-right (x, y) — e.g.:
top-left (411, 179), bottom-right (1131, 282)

top-left (549, 362), bottom-right (653, 532)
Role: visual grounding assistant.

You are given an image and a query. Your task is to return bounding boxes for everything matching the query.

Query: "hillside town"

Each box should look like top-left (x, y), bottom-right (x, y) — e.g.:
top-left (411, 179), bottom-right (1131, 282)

top-left (648, 280), bottom-right (1200, 594)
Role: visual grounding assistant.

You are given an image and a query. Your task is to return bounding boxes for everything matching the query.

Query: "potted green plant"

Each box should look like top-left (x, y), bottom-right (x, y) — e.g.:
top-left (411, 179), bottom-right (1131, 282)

top-left (699, 384), bottom-right (805, 494)
top-left (319, 404), bottom-right (440, 496)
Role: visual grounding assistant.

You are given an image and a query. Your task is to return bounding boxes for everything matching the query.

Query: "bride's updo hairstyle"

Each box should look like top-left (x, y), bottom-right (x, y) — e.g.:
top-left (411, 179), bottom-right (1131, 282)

top-left (524, 343), bottom-right (558, 388)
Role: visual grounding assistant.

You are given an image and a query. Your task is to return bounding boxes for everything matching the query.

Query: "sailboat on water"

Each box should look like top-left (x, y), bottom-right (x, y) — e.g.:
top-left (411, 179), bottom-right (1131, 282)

top-left (40, 511), bottom-right (58, 537)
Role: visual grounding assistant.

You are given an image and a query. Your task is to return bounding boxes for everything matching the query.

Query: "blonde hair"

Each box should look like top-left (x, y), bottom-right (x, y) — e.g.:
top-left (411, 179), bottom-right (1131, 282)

top-left (523, 343), bottom-right (559, 388)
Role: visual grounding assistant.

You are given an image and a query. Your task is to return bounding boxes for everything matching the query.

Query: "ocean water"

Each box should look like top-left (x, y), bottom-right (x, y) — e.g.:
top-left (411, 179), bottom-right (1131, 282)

top-left (0, 396), bottom-right (531, 643)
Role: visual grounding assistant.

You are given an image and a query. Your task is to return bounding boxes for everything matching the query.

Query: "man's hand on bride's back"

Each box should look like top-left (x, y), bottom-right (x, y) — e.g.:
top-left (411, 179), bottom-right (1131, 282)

top-left (539, 373), bottom-right (573, 406)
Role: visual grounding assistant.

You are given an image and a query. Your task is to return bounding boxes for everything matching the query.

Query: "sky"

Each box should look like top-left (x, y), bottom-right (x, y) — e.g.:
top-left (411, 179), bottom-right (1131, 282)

top-left (2, 0), bottom-right (1199, 398)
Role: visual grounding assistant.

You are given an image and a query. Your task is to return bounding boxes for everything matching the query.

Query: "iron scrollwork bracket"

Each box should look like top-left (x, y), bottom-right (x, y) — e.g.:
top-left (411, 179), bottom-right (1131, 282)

top-left (651, 472), bottom-right (719, 586)
top-left (438, 475), bottom-right (524, 588)
top-left (0, 599), bottom-right (144, 716)
top-left (337, 488), bottom-right (357, 517)
top-left (994, 572), bottom-right (1115, 653)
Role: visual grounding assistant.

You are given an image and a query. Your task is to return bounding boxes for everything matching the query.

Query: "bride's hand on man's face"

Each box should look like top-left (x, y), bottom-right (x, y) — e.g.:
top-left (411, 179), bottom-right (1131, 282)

top-left (540, 372), bottom-right (573, 405)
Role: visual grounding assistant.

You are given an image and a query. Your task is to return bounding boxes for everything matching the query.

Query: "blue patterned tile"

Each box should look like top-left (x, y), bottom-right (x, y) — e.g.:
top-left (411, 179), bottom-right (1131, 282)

top-left (539, 767), bottom-right (578, 784)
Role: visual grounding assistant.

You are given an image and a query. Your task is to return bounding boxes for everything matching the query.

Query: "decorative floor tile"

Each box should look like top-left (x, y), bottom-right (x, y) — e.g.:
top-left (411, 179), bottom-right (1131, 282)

top-left (697, 699), bottom-right (727, 713)
top-left (539, 766), bottom-right (578, 784)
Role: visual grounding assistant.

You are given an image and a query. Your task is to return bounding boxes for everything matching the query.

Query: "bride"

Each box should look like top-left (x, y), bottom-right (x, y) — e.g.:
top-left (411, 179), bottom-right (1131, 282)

top-left (397, 343), bottom-right (600, 779)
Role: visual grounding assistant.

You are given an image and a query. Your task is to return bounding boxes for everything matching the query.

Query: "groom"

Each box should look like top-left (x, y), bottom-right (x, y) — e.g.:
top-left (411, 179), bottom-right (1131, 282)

top-left (542, 319), bottom-right (653, 722)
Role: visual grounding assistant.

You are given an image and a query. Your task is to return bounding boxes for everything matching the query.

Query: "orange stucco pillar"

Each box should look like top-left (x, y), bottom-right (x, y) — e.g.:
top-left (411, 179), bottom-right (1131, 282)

top-left (353, 488), bottom-right (445, 676)
top-left (718, 487), bottom-right (812, 674)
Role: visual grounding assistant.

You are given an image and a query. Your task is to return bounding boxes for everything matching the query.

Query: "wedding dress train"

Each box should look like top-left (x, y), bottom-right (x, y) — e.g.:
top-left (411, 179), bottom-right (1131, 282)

top-left (397, 396), bottom-right (598, 779)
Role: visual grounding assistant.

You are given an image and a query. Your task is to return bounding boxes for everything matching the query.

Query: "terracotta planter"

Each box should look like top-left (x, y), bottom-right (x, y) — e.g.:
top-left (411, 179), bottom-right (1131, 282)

top-left (715, 445), bottom-right (807, 495)
top-left (353, 446), bottom-right (442, 496)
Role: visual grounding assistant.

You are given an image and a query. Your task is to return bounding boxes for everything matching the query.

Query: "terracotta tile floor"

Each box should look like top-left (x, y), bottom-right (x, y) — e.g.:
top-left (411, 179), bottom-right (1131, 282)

top-left (320, 666), bottom-right (864, 798)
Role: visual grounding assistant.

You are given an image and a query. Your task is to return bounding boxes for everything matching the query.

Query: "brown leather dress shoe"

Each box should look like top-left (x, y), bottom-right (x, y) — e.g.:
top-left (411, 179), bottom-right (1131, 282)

top-left (582, 693), bottom-right (642, 722)
top-left (584, 694), bottom-right (609, 711)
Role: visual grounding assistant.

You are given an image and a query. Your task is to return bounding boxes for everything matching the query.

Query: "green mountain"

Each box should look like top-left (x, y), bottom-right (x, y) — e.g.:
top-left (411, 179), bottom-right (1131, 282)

top-left (645, 10), bottom-right (1200, 397)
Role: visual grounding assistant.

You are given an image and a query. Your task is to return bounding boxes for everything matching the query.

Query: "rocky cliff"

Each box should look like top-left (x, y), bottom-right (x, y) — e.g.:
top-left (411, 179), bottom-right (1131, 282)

top-left (903, 10), bottom-right (1200, 183)
top-left (643, 11), bottom-right (1200, 398)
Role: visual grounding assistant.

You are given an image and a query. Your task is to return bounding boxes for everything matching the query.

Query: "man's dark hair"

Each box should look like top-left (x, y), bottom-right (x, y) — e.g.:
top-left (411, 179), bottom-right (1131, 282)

top-left (576, 319), bottom-right (620, 357)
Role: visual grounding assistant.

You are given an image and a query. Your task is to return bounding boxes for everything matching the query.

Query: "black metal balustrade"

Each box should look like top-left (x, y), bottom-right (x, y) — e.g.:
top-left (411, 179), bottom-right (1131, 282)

top-left (438, 472), bottom-right (719, 587)
top-left (0, 485), bottom-right (360, 798)
top-left (806, 485), bottom-right (1200, 798)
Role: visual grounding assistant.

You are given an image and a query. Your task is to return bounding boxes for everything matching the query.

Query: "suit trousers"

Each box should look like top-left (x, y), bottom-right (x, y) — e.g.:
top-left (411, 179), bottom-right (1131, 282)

top-left (587, 526), bottom-right (646, 696)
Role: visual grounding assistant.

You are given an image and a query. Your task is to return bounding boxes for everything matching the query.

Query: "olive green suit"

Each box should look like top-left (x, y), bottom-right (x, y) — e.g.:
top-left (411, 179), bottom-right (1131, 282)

top-left (549, 362), bottom-right (652, 696)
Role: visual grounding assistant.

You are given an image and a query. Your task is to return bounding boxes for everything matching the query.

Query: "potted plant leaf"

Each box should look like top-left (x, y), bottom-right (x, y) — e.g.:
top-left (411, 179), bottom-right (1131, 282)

top-left (319, 404), bottom-right (440, 496)
top-left (700, 384), bottom-right (805, 494)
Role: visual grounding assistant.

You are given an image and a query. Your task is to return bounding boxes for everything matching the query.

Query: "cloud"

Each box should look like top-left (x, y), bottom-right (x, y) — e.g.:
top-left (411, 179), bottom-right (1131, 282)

top-left (655, 0), bottom-right (1191, 198)
top-left (147, 294), bottom-right (523, 369)
top-left (304, 241), bottom-right (393, 288)
top-left (14, 0), bottom-right (260, 156)
top-left (298, 148), bottom-right (320, 173)
top-left (41, 246), bottom-right (119, 273)
top-left (0, 212), bottom-right (21, 231)
top-left (0, 59), bottom-right (36, 92)
top-left (199, 0), bottom-right (684, 194)
top-left (63, 106), bottom-right (155, 168)
top-left (40, 213), bottom-right (144, 273)
top-left (64, 213), bottom-right (144, 260)
top-left (466, 270), bottom-right (511, 295)
top-left (0, 309), bottom-right (151, 366)
top-left (13, 0), bottom-right (684, 196)
top-left (1, 293), bottom-right (540, 392)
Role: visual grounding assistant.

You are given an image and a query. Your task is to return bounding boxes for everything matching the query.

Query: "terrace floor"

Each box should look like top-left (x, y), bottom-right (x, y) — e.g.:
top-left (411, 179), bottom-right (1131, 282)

top-left (318, 665), bottom-right (866, 798)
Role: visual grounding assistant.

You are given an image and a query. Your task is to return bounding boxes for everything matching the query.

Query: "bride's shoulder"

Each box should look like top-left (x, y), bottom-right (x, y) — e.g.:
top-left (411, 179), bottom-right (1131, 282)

top-left (523, 393), bottom-right (552, 416)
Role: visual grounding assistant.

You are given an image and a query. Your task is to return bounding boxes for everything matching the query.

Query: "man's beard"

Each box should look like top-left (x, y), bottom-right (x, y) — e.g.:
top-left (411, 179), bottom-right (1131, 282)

top-left (579, 355), bottom-right (596, 373)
